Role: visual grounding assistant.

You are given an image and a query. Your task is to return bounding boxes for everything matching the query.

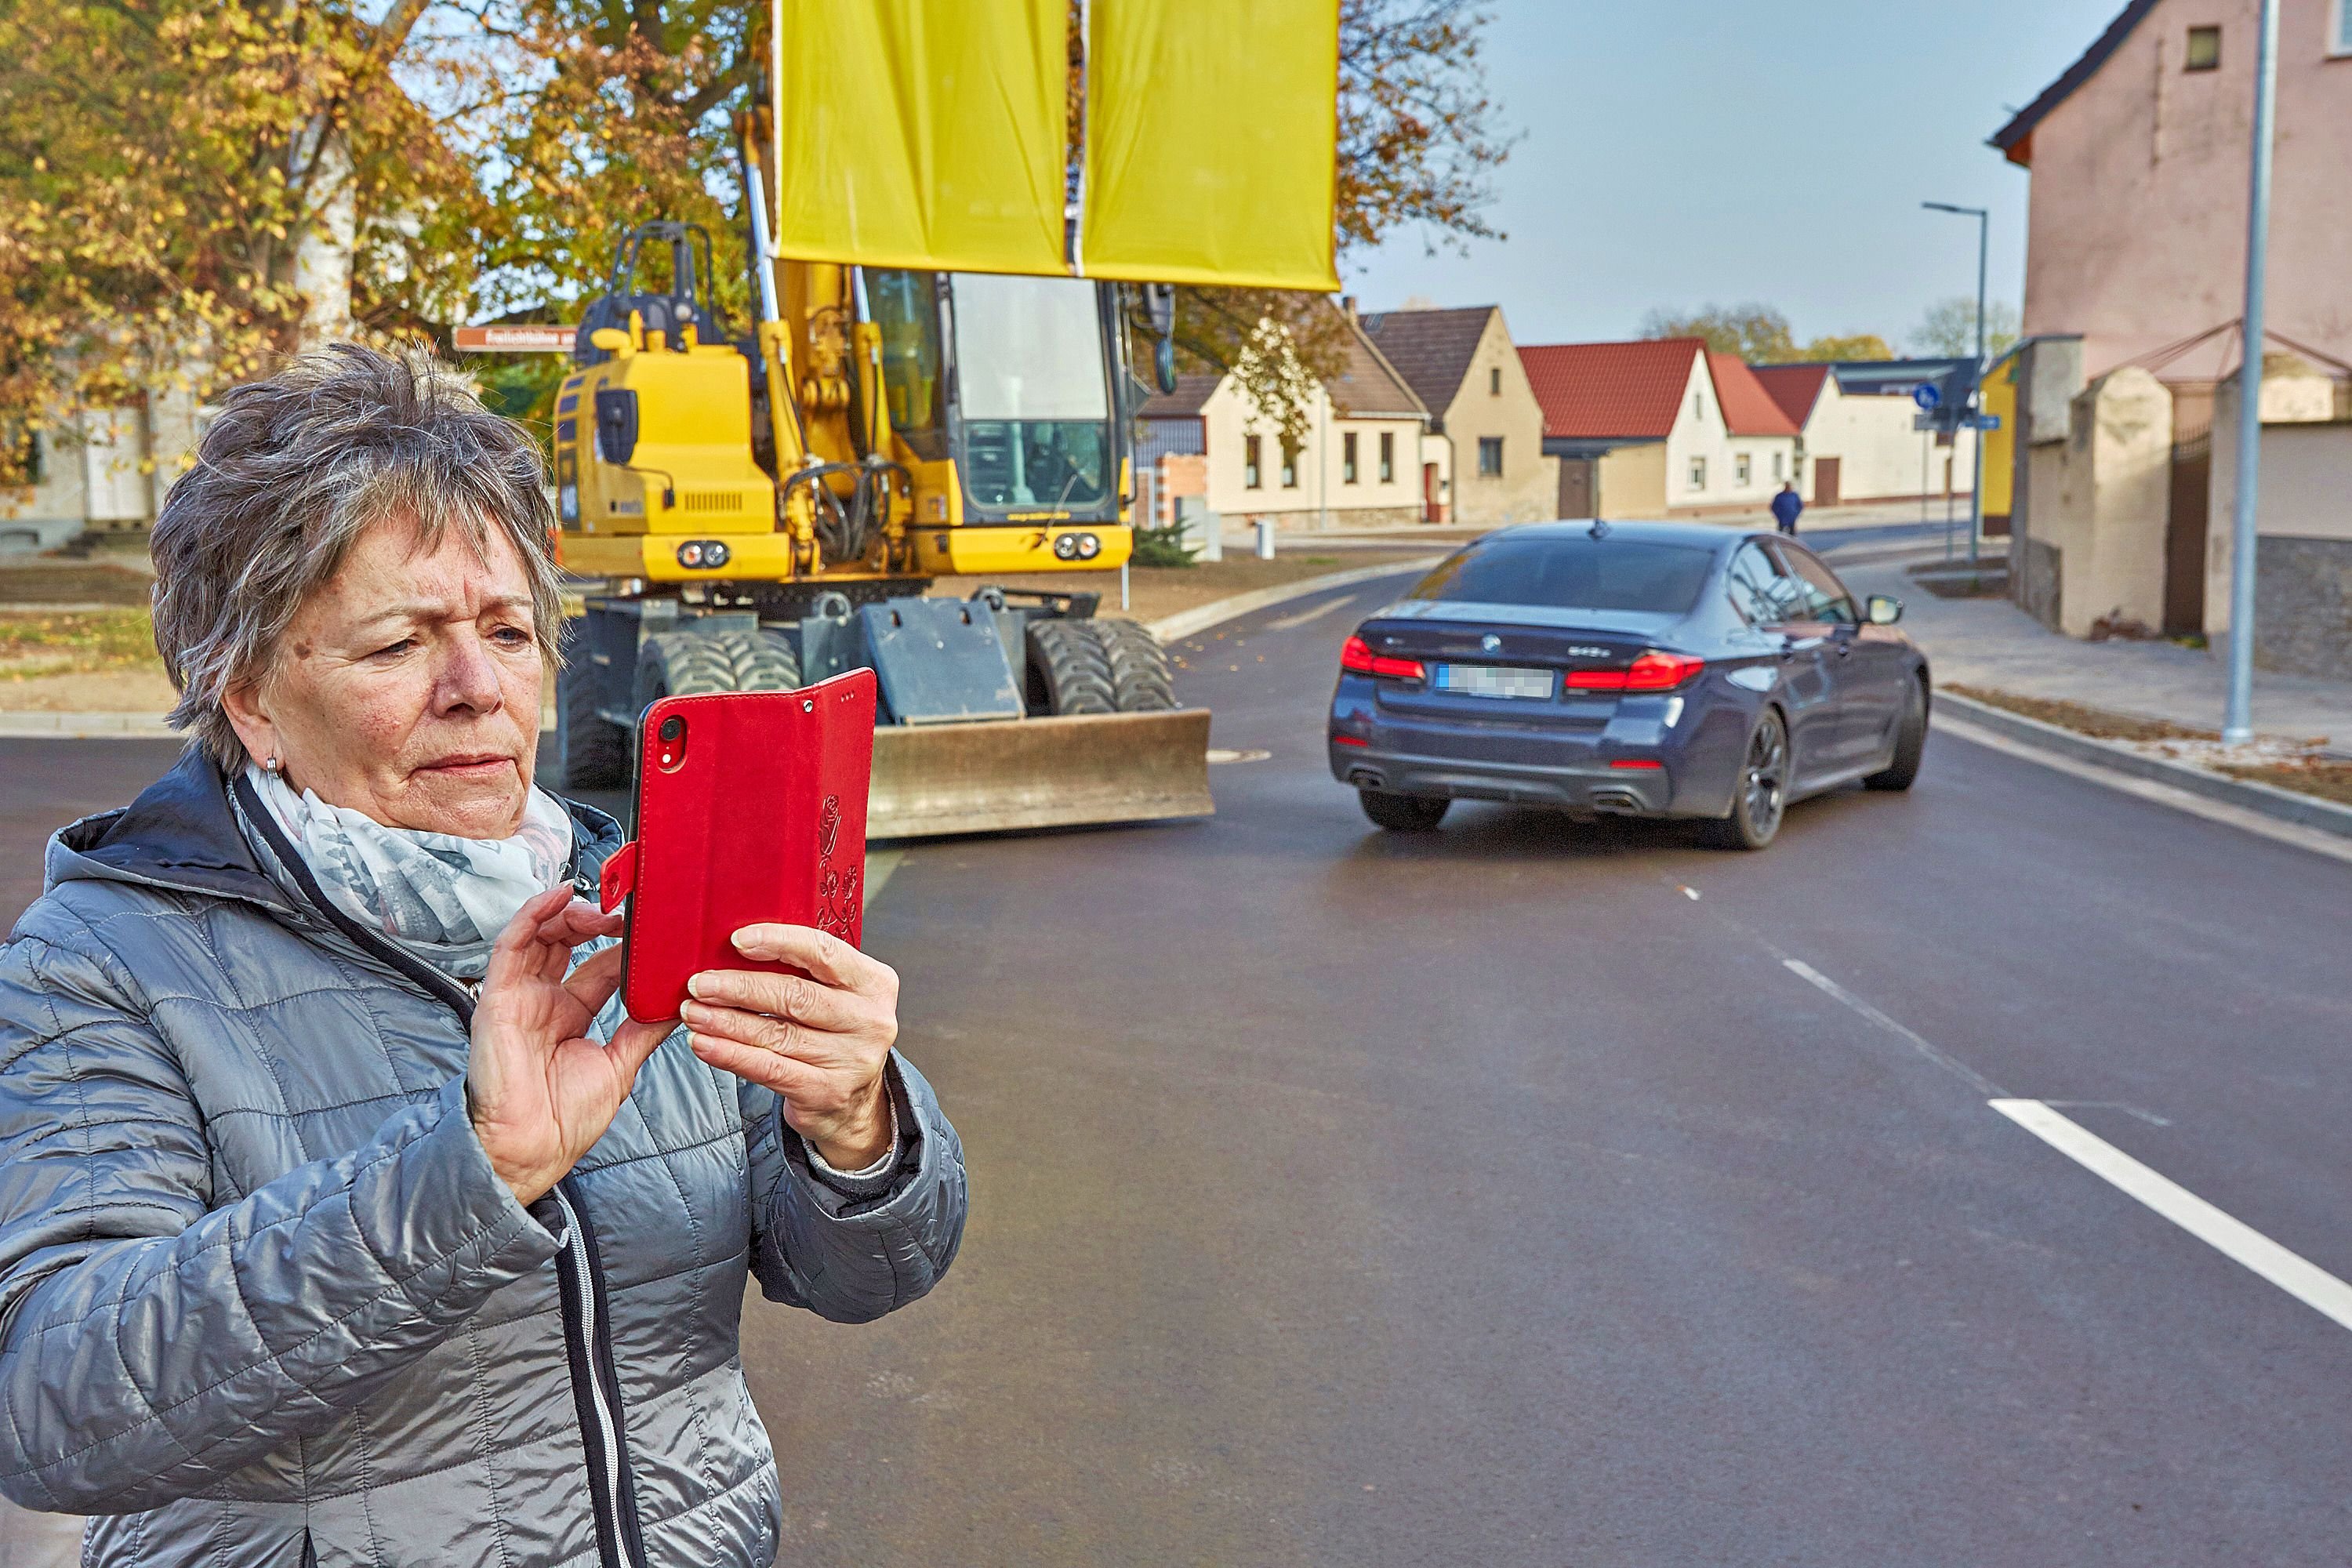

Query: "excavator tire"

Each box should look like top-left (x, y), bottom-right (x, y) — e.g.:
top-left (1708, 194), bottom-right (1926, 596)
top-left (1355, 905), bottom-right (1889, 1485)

top-left (1025, 619), bottom-right (1116, 716)
top-left (554, 630), bottom-right (629, 790)
top-left (1092, 619), bottom-right (1178, 712)
top-left (632, 628), bottom-right (800, 713)
top-left (705, 628), bottom-right (802, 691)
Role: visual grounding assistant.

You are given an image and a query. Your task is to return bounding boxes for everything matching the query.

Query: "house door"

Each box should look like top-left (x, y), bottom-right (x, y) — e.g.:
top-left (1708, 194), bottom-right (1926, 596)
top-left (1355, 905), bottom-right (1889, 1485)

top-left (2166, 434), bottom-right (2212, 633)
top-left (1421, 463), bottom-right (1445, 523)
top-left (1559, 458), bottom-right (1595, 518)
top-left (1813, 457), bottom-right (1841, 506)
top-left (2164, 386), bottom-right (2213, 634)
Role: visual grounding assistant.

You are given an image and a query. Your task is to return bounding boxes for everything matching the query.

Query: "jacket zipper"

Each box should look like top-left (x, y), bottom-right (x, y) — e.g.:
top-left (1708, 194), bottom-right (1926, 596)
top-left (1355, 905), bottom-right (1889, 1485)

top-left (234, 779), bottom-right (646, 1567)
top-left (550, 1184), bottom-right (648, 1568)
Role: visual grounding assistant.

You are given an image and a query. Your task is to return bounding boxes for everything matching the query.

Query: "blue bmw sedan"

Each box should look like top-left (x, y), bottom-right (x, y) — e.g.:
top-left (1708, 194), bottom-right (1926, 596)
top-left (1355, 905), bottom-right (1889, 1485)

top-left (1326, 521), bottom-right (1930, 849)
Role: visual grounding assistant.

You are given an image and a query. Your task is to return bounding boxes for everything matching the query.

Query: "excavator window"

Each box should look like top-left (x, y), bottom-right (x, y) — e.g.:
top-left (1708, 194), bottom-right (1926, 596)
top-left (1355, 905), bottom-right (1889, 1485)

top-left (868, 269), bottom-right (949, 461)
top-left (949, 274), bottom-right (1113, 514)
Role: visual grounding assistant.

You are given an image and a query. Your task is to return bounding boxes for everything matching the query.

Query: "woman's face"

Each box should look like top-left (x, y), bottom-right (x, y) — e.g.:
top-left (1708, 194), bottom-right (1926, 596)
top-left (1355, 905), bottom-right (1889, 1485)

top-left (226, 516), bottom-right (543, 839)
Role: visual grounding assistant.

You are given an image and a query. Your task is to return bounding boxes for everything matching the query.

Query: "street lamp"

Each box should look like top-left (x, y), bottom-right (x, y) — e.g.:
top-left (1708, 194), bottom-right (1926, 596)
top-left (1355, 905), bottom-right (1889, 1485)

top-left (1923, 201), bottom-right (1989, 571)
top-left (2223, 0), bottom-right (2281, 744)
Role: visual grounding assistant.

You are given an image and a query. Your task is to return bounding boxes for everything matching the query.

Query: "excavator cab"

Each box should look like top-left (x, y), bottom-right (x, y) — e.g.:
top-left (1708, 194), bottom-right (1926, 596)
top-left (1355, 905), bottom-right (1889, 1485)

top-left (867, 270), bottom-right (1123, 536)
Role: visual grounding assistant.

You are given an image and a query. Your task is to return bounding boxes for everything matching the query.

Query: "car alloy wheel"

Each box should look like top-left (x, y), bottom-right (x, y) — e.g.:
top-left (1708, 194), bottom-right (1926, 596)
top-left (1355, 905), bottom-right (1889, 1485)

top-left (1743, 713), bottom-right (1787, 838)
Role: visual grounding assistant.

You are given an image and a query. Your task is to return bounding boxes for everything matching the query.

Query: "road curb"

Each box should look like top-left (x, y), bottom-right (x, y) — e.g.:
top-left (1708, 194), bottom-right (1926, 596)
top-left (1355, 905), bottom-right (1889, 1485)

top-left (1146, 557), bottom-right (1444, 644)
top-left (1934, 689), bottom-right (2352, 842)
top-left (0, 711), bottom-right (176, 739)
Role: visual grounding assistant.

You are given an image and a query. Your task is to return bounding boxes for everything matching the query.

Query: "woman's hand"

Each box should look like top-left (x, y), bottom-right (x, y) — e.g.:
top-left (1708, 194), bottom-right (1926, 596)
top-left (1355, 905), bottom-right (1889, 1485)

top-left (681, 924), bottom-right (899, 1172)
top-left (467, 887), bottom-right (673, 1205)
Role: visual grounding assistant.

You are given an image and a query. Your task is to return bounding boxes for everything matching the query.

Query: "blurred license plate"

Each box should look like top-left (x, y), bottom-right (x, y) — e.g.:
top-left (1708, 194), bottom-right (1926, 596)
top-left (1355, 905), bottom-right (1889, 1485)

top-left (1436, 663), bottom-right (1553, 699)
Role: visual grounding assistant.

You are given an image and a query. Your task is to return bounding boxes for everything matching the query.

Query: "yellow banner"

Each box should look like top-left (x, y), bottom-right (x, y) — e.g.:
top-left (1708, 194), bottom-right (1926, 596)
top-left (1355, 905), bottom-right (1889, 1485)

top-left (1079, 0), bottom-right (1341, 291)
top-left (771, 0), bottom-right (1068, 275)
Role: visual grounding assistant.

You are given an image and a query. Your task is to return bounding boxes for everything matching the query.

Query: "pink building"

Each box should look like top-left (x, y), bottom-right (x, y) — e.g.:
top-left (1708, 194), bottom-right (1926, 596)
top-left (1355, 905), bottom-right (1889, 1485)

top-left (1992, 0), bottom-right (2352, 379)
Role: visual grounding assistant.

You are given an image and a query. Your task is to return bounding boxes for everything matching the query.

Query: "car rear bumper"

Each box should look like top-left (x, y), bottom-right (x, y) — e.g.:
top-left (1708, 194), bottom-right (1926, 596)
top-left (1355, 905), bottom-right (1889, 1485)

top-left (1328, 742), bottom-right (1690, 815)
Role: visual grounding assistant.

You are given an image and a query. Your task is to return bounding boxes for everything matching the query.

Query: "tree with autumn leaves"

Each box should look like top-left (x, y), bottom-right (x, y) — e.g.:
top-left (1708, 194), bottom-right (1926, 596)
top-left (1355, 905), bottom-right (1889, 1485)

top-left (0, 0), bottom-right (1505, 461)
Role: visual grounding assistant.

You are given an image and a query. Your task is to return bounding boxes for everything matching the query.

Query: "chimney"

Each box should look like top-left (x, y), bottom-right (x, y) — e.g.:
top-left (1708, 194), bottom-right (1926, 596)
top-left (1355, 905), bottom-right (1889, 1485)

top-left (1341, 295), bottom-right (1357, 322)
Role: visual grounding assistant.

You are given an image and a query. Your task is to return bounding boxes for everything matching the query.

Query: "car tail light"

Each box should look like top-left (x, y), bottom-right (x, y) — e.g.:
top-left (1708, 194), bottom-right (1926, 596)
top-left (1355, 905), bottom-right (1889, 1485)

top-left (1609, 758), bottom-right (1665, 770)
top-left (1565, 650), bottom-right (1704, 691)
top-left (1340, 634), bottom-right (1426, 681)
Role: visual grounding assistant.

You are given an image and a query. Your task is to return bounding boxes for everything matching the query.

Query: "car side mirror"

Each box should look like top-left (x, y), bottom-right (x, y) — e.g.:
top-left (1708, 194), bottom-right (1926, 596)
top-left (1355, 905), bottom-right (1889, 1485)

top-left (1866, 593), bottom-right (1903, 626)
top-left (593, 387), bottom-right (639, 465)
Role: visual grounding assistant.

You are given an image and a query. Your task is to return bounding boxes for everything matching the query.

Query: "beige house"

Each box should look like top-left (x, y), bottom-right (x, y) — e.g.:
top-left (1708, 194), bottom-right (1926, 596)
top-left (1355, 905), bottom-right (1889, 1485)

top-left (1138, 308), bottom-right (1439, 530)
top-left (1519, 339), bottom-right (1799, 520)
top-left (1751, 361), bottom-right (1980, 506)
top-left (0, 397), bottom-right (202, 552)
top-left (1995, 0), bottom-right (2352, 653)
top-left (1993, 0), bottom-right (2352, 382)
top-left (1357, 304), bottom-right (1554, 524)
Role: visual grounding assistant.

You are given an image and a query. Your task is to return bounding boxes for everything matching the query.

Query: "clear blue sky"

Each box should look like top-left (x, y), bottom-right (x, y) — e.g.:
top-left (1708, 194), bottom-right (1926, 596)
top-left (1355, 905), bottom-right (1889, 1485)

top-left (1345, 0), bottom-right (2127, 350)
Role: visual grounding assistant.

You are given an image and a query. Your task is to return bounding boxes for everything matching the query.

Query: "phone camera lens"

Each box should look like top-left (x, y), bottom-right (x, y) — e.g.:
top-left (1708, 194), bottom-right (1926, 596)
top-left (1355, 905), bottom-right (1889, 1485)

top-left (657, 715), bottom-right (684, 743)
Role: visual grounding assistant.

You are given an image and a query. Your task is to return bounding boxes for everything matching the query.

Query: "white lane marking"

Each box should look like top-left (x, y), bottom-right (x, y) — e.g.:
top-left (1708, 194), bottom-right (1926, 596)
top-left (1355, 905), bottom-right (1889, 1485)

top-left (1990, 1098), bottom-right (2352, 1334)
top-left (1936, 716), bottom-right (2352, 869)
top-left (1264, 593), bottom-right (1365, 633)
top-left (1780, 958), bottom-right (2002, 1096)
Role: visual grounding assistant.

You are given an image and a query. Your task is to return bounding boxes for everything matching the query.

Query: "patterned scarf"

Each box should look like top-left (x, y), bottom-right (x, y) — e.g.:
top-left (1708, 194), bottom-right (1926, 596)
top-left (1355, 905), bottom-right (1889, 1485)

top-left (245, 763), bottom-right (575, 980)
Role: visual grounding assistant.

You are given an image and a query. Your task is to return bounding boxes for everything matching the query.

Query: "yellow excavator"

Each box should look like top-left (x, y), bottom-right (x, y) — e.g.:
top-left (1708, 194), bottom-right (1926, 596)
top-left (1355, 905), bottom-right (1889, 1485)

top-left (544, 0), bottom-right (1338, 838)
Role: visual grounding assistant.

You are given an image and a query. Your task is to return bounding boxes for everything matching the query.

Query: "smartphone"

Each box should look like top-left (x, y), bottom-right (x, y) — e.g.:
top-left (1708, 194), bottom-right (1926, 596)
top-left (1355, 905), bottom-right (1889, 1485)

top-left (597, 669), bottom-right (878, 1021)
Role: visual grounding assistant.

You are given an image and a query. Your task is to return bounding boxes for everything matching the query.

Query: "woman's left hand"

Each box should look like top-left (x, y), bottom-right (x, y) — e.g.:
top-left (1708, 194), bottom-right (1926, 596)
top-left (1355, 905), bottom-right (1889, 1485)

top-left (681, 924), bottom-right (898, 1172)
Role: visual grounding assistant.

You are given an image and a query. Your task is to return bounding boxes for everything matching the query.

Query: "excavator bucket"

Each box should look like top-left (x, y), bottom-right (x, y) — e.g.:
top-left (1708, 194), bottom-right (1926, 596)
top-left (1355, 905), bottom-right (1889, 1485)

top-left (866, 709), bottom-right (1214, 839)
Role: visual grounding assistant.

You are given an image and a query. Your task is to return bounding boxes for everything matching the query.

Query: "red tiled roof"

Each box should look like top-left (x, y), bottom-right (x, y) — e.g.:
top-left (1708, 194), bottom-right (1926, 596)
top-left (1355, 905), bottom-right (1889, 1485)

top-left (1749, 364), bottom-right (1830, 429)
top-left (1517, 339), bottom-right (1704, 439)
top-left (1708, 353), bottom-right (1802, 437)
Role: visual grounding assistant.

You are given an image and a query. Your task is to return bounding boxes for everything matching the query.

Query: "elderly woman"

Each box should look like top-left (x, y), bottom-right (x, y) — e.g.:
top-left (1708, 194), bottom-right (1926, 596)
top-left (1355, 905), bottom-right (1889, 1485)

top-left (0, 346), bottom-right (965, 1566)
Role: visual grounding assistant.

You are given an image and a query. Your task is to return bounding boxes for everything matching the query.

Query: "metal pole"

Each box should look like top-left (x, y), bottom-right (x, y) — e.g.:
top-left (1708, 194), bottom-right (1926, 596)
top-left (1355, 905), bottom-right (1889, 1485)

top-left (1967, 209), bottom-right (1987, 570)
top-left (2223, 0), bottom-right (2281, 744)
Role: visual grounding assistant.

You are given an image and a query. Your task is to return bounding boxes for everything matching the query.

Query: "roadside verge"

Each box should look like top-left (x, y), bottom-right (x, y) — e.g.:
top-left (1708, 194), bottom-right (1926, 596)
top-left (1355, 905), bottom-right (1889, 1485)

top-left (1935, 689), bottom-right (2352, 844)
top-left (0, 560), bottom-right (1448, 742)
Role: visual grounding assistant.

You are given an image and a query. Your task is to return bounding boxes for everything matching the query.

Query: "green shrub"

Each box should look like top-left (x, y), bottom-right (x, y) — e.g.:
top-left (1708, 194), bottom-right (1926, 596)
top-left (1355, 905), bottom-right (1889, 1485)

top-left (1129, 521), bottom-right (1198, 568)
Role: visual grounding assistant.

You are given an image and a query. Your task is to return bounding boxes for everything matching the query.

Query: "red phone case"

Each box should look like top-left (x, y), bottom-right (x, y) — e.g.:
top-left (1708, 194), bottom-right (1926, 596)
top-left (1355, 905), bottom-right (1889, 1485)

top-left (597, 669), bottom-right (877, 1022)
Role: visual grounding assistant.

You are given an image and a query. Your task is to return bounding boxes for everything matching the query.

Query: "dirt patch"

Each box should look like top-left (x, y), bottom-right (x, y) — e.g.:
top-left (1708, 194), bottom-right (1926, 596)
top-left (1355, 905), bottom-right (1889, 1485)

top-left (1947, 682), bottom-right (2352, 810)
top-left (931, 550), bottom-right (1442, 628)
top-left (1943, 684), bottom-right (2217, 743)
top-left (0, 560), bottom-right (155, 606)
top-left (0, 668), bottom-right (180, 713)
top-left (1906, 564), bottom-right (2010, 601)
top-left (2213, 759), bottom-right (2352, 805)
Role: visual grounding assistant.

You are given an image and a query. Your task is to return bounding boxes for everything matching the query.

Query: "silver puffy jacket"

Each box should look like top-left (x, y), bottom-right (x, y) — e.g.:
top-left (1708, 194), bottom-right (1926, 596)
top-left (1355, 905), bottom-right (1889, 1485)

top-left (0, 751), bottom-right (967, 1566)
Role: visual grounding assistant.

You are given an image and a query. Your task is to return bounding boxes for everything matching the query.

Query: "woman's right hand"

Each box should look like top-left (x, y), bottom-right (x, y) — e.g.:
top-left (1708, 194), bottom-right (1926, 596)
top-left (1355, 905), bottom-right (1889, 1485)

top-left (466, 888), bottom-right (673, 1205)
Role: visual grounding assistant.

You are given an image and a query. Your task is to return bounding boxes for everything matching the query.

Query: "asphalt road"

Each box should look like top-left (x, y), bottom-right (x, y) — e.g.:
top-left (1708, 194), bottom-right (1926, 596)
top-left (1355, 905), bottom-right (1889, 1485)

top-left (4, 570), bottom-right (2350, 1563)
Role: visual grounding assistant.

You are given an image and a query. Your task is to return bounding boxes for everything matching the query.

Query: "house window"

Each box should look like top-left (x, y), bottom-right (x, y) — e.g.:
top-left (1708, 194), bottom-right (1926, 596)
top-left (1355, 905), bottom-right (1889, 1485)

top-left (1489, 366), bottom-right (1502, 396)
top-left (1, 421), bottom-right (40, 488)
top-left (1773, 452), bottom-right (1786, 481)
top-left (2333, 0), bottom-right (2352, 55)
top-left (1477, 437), bottom-right (1504, 477)
top-left (2185, 24), bottom-right (2220, 70)
top-left (1342, 430), bottom-right (1359, 484)
top-left (1379, 431), bottom-right (1396, 484)
top-left (1735, 453), bottom-right (1751, 486)
top-left (1690, 456), bottom-right (1708, 490)
top-left (1243, 434), bottom-right (1261, 489)
top-left (1281, 445), bottom-right (1298, 488)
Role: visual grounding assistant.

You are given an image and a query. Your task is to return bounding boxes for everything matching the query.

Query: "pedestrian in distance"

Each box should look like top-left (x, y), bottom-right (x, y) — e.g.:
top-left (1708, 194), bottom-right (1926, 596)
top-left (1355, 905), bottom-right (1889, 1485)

top-left (1771, 480), bottom-right (1804, 535)
top-left (0, 345), bottom-right (967, 1566)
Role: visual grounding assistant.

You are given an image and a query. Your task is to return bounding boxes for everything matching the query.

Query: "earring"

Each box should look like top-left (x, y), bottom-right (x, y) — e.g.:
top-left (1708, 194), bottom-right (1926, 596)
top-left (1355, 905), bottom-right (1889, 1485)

top-left (264, 757), bottom-right (281, 774)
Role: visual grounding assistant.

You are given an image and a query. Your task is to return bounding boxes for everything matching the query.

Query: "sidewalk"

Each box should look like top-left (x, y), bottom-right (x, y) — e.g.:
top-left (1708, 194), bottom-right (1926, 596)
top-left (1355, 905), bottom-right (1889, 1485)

top-left (1838, 549), bottom-right (2352, 748)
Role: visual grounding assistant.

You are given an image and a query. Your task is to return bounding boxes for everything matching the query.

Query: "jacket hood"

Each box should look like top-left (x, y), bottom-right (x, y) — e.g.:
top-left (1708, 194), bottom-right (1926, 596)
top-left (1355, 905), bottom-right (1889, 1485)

top-left (45, 747), bottom-right (624, 911)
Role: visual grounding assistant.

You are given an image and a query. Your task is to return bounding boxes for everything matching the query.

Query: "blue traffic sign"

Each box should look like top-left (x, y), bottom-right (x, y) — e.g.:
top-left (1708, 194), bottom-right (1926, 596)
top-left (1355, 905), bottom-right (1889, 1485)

top-left (1912, 383), bottom-right (1942, 411)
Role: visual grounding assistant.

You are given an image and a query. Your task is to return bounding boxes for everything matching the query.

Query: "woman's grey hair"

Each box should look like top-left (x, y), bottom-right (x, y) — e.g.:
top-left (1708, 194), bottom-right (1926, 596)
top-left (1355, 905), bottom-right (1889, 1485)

top-left (151, 343), bottom-right (564, 768)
